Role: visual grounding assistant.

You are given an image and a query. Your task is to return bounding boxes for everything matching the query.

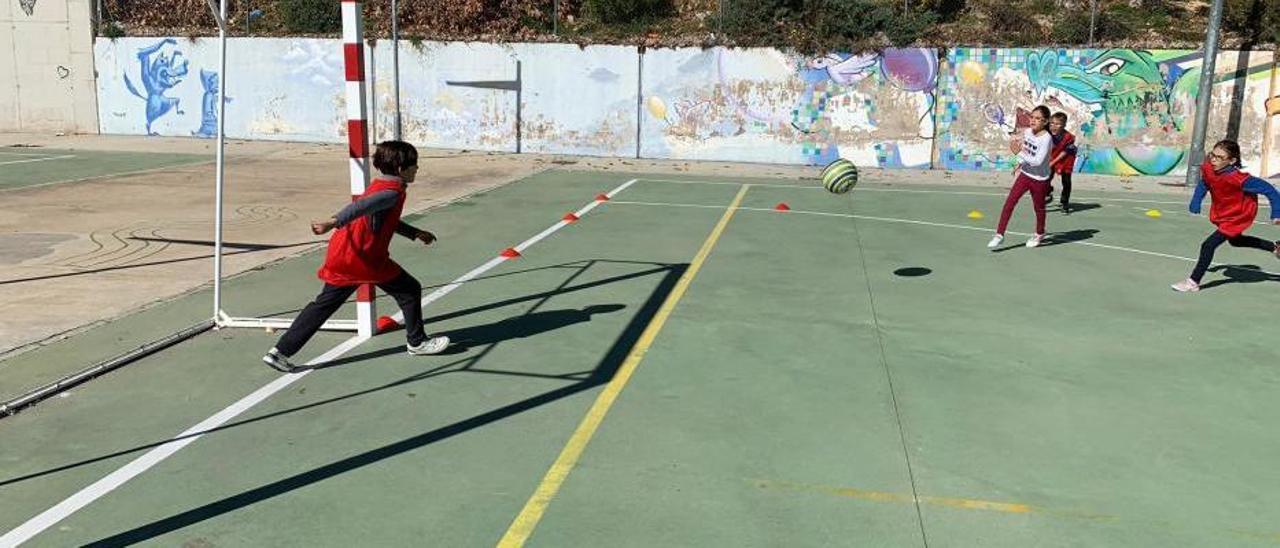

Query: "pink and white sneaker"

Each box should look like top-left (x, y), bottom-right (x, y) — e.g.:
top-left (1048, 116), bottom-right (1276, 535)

top-left (1170, 278), bottom-right (1200, 292)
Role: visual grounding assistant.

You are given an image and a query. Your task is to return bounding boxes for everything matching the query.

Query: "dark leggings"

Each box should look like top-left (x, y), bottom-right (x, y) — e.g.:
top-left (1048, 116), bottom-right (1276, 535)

top-left (1048, 172), bottom-right (1073, 208)
top-left (275, 270), bottom-right (427, 356)
top-left (1190, 231), bottom-right (1277, 282)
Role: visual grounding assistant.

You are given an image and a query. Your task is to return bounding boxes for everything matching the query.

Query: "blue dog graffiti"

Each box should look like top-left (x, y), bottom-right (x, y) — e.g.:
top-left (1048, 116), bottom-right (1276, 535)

top-left (124, 39), bottom-right (189, 135)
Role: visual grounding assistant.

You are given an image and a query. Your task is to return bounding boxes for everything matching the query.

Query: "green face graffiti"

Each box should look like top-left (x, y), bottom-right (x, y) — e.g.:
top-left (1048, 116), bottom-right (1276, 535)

top-left (1049, 49), bottom-right (1168, 110)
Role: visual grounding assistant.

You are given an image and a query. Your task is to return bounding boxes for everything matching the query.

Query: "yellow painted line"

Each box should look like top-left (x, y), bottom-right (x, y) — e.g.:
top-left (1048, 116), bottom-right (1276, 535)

top-left (752, 478), bottom-right (1034, 515)
top-left (919, 494), bottom-right (1032, 514)
top-left (497, 184), bottom-right (751, 547)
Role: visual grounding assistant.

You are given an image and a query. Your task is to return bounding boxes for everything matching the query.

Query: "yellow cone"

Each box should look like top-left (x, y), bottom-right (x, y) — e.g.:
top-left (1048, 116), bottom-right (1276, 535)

top-left (967, 210), bottom-right (984, 220)
top-left (1146, 209), bottom-right (1162, 218)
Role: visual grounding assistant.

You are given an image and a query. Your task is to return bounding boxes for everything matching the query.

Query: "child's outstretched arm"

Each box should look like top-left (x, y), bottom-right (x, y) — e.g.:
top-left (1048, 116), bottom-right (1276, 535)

top-left (1242, 176), bottom-right (1280, 221)
top-left (1189, 180), bottom-right (1208, 215)
top-left (395, 222), bottom-right (435, 245)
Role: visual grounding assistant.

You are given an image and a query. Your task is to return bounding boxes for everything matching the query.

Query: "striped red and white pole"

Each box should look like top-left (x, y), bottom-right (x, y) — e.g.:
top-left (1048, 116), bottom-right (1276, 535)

top-left (341, 0), bottom-right (377, 337)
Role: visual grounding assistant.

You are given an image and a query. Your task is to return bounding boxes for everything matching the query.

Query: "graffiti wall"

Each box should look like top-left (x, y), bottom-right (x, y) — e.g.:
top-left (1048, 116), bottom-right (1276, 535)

top-left (96, 38), bottom-right (638, 156)
top-left (937, 48), bottom-right (1280, 178)
top-left (96, 38), bottom-right (346, 141)
top-left (641, 48), bottom-right (938, 167)
top-left (93, 39), bottom-right (1280, 177)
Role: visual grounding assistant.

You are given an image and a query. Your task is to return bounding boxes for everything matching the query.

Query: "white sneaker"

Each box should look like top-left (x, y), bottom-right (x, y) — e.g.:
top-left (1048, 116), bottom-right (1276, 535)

top-left (262, 347), bottom-right (296, 372)
top-left (407, 336), bottom-right (450, 355)
top-left (1025, 234), bottom-right (1044, 248)
top-left (987, 234), bottom-right (1004, 249)
top-left (1170, 278), bottom-right (1200, 292)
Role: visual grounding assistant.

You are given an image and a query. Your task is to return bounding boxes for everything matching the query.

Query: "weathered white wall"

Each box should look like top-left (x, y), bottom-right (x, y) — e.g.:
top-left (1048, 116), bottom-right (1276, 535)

top-left (0, 0), bottom-right (97, 133)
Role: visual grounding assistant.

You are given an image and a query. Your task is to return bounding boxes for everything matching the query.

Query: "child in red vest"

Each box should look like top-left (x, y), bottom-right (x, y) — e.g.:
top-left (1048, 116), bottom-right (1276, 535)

top-left (1171, 140), bottom-right (1280, 292)
top-left (263, 141), bottom-right (450, 371)
top-left (1045, 112), bottom-right (1078, 214)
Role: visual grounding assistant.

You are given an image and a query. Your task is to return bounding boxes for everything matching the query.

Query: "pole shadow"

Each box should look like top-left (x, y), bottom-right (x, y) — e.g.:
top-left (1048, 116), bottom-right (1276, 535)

top-left (81, 261), bottom-right (685, 546)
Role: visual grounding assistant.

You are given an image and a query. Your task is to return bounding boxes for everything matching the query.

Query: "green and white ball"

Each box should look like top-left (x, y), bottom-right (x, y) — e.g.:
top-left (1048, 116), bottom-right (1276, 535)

top-left (822, 159), bottom-right (859, 194)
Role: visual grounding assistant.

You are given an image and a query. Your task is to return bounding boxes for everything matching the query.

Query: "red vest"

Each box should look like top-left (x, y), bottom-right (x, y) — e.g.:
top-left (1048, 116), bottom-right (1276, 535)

top-left (317, 178), bottom-right (406, 286)
top-left (1050, 130), bottom-right (1076, 174)
top-left (1200, 161), bottom-right (1257, 238)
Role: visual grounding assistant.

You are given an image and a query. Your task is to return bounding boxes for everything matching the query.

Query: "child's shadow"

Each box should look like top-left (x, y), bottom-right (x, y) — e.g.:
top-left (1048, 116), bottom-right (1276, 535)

top-left (436, 304), bottom-right (628, 354)
top-left (1039, 228), bottom-right (1099, 248)
top-left (1056, 202), bottom-right (1101, 214)
top-left (1198, 265), bottom-right (1280, 290)
top-left (315, 304), bottom-right (627, 368)
top-left (991, 229), bottom-right (1098, 252)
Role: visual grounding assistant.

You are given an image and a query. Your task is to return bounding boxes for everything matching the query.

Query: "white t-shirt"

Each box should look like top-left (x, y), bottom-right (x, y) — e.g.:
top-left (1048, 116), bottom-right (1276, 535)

top-left (1017, 128), bottom-right (1053, 181)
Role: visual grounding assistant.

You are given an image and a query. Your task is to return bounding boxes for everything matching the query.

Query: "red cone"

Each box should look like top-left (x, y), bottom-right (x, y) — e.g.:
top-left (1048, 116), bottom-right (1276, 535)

top-left (774, 202), bottom-right (791, 211)
top-left (501, 247), bottom-right (522, 258)
top-left (563, 212), bottom-right (580, 223)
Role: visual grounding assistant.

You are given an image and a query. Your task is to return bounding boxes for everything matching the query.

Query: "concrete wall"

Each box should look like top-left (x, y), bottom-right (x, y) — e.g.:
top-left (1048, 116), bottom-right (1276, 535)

top-left (91, 38), bottom-right (1280, 178)
top-left (0, 0), bottom-right (97, 133)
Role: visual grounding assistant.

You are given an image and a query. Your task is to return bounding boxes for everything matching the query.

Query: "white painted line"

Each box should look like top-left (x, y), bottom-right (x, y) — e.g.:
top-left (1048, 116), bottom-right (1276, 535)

top-left (0, 154), bottom-right (76, 166)
top-left (609, 200), bottom-right (724, 210)
top-left (0, 335), bottom-right (363, 548)
top-left (0, 151), bottom-right (58, 157)
top-left (1126, 206), bottom-right (1278, 227)
top-left (0, 178), bottom-right (639, 547)
top-left (385, 179), bottom-right (638, 325)
top-left (604, 199), bottom-right (1278, 273)
top-left (640, 178), bottom-right (818, 190)
top-left (0, 160), bottom-right (214, 194)
top-left (638, 177), bottom-right (1213, 207)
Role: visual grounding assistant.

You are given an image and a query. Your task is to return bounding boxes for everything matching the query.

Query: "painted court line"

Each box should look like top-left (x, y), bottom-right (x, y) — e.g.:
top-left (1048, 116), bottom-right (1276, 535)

top-left (639, 177), bottom-right (1206, 206)
top-left (0, 178), bottom-right (639, 548)
top-left (607, 200), bottom-right (1280, 274)
top-left (0, 160), bottom-right (215, 194)
top-left (497, 185), bottom-right (751, 547)
top-left (0, 150), bottom-right (61, 157)
top-left (0, 154), bottom-right (76, 166)
top-left (382, 178), bottom-right (637, 326)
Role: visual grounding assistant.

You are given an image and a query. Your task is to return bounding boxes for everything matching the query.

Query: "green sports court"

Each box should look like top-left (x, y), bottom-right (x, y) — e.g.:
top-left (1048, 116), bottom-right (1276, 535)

top-left (0, 148), bottom-right (208, 192)
top-left (3, 164), bottom-right (1280, 546)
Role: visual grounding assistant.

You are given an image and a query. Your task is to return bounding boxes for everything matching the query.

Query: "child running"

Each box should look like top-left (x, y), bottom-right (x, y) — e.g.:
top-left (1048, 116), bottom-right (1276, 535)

top-left (1045, 112), bottom-right (1078, 214)
top-left (1171, 139), bottom-right (1280, 292)
top-left (263, 140), bottom-right (450, 372)
top-left (988, 105), bottom-right (1053, 249)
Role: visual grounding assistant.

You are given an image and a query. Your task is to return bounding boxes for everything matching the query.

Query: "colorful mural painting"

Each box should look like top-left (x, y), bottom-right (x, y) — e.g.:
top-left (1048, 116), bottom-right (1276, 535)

top-left (93, 39), bottom-right (1280, 177)
top-left (641, 47), bottom-right (938, 167)
top-left (937, 48), bottom-right (1279, 177)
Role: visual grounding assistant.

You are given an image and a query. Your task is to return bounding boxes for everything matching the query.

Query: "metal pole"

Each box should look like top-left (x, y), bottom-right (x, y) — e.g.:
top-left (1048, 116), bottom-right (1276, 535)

top-left (718, 0), bottom-right (724, 40)
top-left (553, 0), bottom-right (558, 36)
top-left (392, 0), bottom-right (402, 139)
top-left (636, 48), bottom-right (643, 159)
top-left (213, 0), bottom-right (227, 321)
top-left (1260, 46), bottom-right (1279, 176)
top-left (515, 60), bottom-right (522, 154)
top-left (1185, 0), bottom-right (1224, 187)
top-left (1088, 0), bottom-right (1097, 46)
